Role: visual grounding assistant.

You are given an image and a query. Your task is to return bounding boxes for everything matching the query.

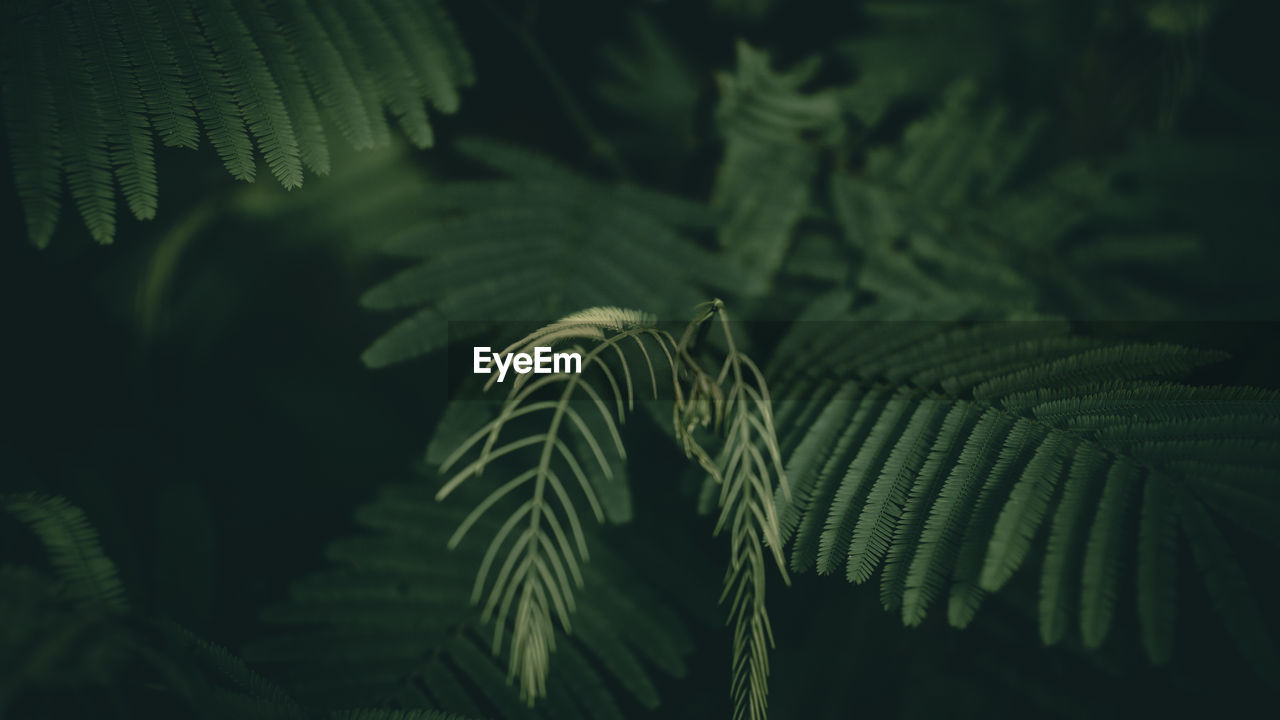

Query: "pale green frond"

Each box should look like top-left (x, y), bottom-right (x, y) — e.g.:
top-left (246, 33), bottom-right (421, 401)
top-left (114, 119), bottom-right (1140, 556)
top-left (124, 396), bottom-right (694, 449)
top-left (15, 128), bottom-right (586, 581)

top-left (673, 302), bottom-right (789, 720)
top-left (430, 315), bottom-right (683, 704)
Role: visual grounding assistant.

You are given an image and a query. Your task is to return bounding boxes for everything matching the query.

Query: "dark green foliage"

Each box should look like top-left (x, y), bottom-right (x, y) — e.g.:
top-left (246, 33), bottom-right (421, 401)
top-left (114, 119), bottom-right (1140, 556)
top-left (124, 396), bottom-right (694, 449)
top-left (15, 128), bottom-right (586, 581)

top-left (772, 319), bottom-right (1280, 671)
top-left (360, 139), bottom-right (758, 367)
top-left (0, 495), bottom-right (484, 720)
top-left (250, 482), bottom-right (693, 720)
top-left (2, 0), bottom-right (1279, 717)
top-left (712, 43), bottom-right (845, 279)
top-left (1, 0), bottom-right (472, 244)
top-left (3, 493), bottom-right (129, 612)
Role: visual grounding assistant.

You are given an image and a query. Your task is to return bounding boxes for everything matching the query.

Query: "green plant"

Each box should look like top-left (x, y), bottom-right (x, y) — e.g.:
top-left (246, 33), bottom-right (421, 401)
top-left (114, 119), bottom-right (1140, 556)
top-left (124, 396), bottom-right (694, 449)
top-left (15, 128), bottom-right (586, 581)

top-left (3, 1), bottom-right (1278, 718)
top-left (1, 0), bottom-right (471, 245)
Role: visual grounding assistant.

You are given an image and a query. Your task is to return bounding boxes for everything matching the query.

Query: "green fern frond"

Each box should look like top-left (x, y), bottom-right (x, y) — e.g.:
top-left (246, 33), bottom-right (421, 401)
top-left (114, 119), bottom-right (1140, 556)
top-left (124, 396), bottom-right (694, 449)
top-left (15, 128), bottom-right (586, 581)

top-left (112, 0), bottom-right (199, 150)
top-left (772, 320), bottom-right (1280, 669)
top-left (711, 42), bottom-right (846, 278)
top-left (3, 493), bottom-right (128, 612)
top-left (48, 5), bottom-right (116, 243)
top-left (1, 14), bottom-right (61, 247)
top-left (2, 0), bottom-right (473, 244)
top-left (361, 139), bottom-right (754, 368)
top-left (251, 482), bottom-right (693, 719)
top-left (830, 79), bottom-right (1042, 316)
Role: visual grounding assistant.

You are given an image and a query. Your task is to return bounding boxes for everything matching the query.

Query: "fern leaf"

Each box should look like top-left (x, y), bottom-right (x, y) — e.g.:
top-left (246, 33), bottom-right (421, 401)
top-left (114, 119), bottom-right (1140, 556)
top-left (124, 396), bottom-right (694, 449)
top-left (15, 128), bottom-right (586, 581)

top-left (848, 394), bottom-right (948, 585)
top-left (110, 0), bottom-right (198, 149)
top-left (950, 419), bottom-right (1048, 627)
top-left (3, 494), bottom-right (128, 611)
top-left (436, 312), bottom-right (676, 703)
top-left (198, 0), bottom-right (301, 188)
top-left (75, 0), bottom-right (158, 222)
top-left (2, 18), bottom-right (62, 246)
top-left (980, 432), bottom-right (1075, 592)
top-left (4, 0), bottom-right (472, 242)
top-left (1137, 475), bottom-right (1179, 663)
top-left (711, 42), bottom-right (844, 278)
top-left (376, 0), bottom-right (461, 113)
top-left (776, 382), bottom-right (860, 541)
top-left (155, 0), bottom-right (256, 179)
top-left (775, 319), bottom-right (1280, 666)
top-left (341, 0), bottom-right (433, 148)
top-left (309, 0), bottom-right (393, 147)
top-left (1038, 445), bottom-right (1108, 645)
top-left (275, 0), bottom-right (374, 149)
top-left (902, 408), bottom-right (1014, 625)
top-left (1079, 457), bottom-right (1141, 648)
top-left (791, 386), bottom-right (890, 573)
top-left (673, 302), bottom-right (789, 720)
top-left (819, 389), bottom-right (919, 575)
top-left (882, 401), bottom-right (976, 611)
top-left (50, 6), bottom-right (116, 242)
top-left (238, 0), bottom-right (329, 175)
top-left (362, 140), bottom-right (747, 367)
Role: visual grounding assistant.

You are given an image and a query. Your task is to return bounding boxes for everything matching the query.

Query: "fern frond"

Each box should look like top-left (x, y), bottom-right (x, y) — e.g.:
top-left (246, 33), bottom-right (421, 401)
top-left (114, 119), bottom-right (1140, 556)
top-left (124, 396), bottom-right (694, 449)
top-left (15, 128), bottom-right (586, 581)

top-left (711, 42), bottom-right (845, 278)
top-left (435, 310), bottom-right (679, 704)
top-left (829, 79), bottom-right (1042, 317)
top-left (3, 494), bottom-right (128, 611)
top-left (251, 482), bottom-right (693, 719)
top-left (1137, 472), bottom-right (1179, 663)
top-left (238, 0), bottom-right (329, 175)
top-left (111, 0), bottom-right (198, 149)
top-left (76, 0), bottom-right (158, 222)
top-left (1037, 445), bottom-right (1107, 645)
top-left (155, 0), bottom-right (256, 179)
top-left (361, 139), bottom-right (752, 367)
top-left (48, 5), bottom-right (116, 242)
top-left (774, 320), bottom-right (1280, 668)
top-left (276, 0), bottom-right (373, 150)
top-left (674, 301), bottom-right (789, 720)
top-left (2, 0), bottom-right (473, 243)
top-left (200, 0), bottom-right (301, 187)
top-left (1079, 457), bottom-right (1141, 648)
top-left (1, 15), bottom-right (61, 246)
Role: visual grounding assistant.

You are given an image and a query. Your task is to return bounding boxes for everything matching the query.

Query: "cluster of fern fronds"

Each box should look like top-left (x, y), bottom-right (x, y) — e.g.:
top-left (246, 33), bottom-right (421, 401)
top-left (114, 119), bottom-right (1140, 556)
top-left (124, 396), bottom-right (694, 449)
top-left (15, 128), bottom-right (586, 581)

top-left (3, 1), bottom-right (1278, 719)
top-left (2, 0), bottom-right (472, 245)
